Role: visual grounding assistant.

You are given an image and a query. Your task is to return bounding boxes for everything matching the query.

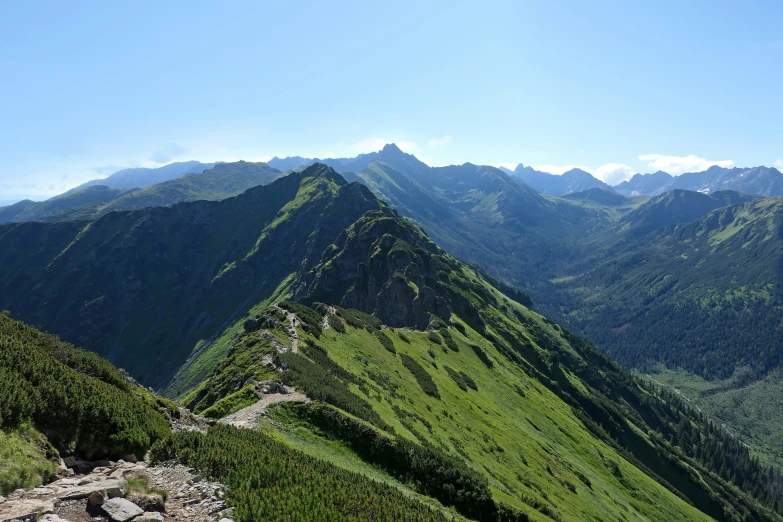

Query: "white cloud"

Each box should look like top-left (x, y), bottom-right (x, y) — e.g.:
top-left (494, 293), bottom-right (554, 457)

top-left (638, 154), bottom-right (734, 175)
top-left (593, 163), bottom-right (635, 185)
top-left (397, 141), bottom-right (418, 153)
top-left (492, 162), bottom-right (518, 171)
top-left (427, 136), bottom-right (452, 148)
top-left (531, 164), bottom-right (592, 175)
top-left (774, 159), bottom-right (783, 168)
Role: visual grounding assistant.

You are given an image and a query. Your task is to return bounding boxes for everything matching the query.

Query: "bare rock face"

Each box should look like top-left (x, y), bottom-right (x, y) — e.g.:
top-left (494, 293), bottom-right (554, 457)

top-left (135, 512), bottom-right (165, 522)
top-left (101, 497), bottom-right (144, 521)
top-left (296, 210), bottom-right (455, 329)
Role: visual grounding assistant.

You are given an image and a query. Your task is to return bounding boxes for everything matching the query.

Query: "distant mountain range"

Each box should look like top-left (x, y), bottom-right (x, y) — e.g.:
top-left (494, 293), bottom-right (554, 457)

top-left (0, 162), bottom-right (281, 223)
top-left (64, 160), bottom-right (219, 194)
top-left (4, 146), bottom-right (783, 517)
top-left (615, 165), bottom-right (783, 196)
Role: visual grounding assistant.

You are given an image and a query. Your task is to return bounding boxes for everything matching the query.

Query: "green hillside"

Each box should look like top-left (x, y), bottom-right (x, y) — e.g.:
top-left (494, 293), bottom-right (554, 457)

top-left (0, 312), bottom-right (171, 494)
top-left (329, 149), bottom-right (783, 469)
top-left (0, 185), bottom-right (139, 223)
top-left (4, 162), bottom-right (783, 520)
top-left (180, 211), bottom-right (782, 522)
top-left (45, 161), bottom-right (283, 222)
top-left (0, 164), bottom-right (383, 387)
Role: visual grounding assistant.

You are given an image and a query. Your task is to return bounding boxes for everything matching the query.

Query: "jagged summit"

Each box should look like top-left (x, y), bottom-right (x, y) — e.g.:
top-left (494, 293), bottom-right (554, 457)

top-left (380, 142), bottom-right (404, 154)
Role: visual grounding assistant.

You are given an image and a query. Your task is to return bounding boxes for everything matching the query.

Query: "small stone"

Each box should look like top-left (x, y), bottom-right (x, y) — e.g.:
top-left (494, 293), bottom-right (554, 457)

top-left (134, 512), bottom-right (164, 522)
top-left (87, 490), bottom-right (105, 507)
top-left (0, 495), bottom-right (5, 503)
top-left (62, 456), bottom-right (77, 467)
top-left (101, 497), bottom-right (144, 521)
top-left (122, 454), bottom-right (138, 464)
top-left (218, 518), bottom-right (235, 522)
top-left (183, 497), bottom-right (199, 506)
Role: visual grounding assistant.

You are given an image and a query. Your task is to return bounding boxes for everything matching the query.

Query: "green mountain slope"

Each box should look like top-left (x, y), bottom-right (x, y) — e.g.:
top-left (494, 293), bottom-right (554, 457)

top-left (33, 161), bottom-right (284, 222)
top-left (63, 160), bottom-right (218, 193)
top-left (0, 312), bottom-right (171, 493)
top-left (340, 149), bottom-right (612, 287)
top-left (620, 190), bottom-right (759, 237)
top-left (324, 148), bottom-right (783, 469)
top-left (0, 185), bottom-right (139, 223)
top-left (0, 164), bottom-right (383, 388)
top-left (551, 197), bottom-right (783, 380)
top-left (182, 211), bottom-right (783, 522)
top-left (4, 162), bottom-right (783, 520)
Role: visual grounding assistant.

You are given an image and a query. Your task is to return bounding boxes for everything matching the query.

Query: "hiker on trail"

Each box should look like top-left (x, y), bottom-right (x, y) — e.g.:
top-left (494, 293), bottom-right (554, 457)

top-left (282, 361), bottom-right (288, 371)
top-left (274, 354), bottom-right (281, 368)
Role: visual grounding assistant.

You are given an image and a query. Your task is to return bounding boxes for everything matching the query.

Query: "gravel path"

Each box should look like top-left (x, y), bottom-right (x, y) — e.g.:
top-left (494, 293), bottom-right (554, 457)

top-left (219, 387), bottom-right (310, 429)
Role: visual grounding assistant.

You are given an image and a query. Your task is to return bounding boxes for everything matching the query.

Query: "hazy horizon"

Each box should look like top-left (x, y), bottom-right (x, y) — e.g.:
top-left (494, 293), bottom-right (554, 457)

top-left (2, 1), bottom-right (782, 201)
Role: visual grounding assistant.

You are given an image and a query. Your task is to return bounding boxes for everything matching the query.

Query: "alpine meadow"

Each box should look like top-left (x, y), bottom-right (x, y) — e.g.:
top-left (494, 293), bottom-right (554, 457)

top-left (2, 3), bottom-right (783, 522)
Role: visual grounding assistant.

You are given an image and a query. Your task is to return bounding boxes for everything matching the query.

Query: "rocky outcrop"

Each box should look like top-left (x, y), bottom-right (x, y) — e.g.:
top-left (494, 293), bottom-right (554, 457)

top-left (0, 458), bottom-right (231, 522)
top-left (295, 210), bottom-right (490, 329)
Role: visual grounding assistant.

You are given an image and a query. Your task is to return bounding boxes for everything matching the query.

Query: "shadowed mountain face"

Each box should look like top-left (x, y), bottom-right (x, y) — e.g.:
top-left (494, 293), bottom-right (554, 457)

top-left (563, 187), bottom-right (629, 206)
top-left (511, 165), bottom-right (616, 195)
top-left (621, 189), bottom-right (759, 237)
top-left (0, 164), bottom-right (383, 386)
top-left (614, 170), bottom-right (673, 196)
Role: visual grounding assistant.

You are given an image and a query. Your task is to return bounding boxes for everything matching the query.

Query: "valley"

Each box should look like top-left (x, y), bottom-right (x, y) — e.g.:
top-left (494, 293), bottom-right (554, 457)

top-left (3, 156), bottom-right (783, 521)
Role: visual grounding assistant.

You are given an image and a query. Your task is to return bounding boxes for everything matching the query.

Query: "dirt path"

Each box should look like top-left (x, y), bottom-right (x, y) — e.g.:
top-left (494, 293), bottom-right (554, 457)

top-left (219, 387), bottom-right (310, 429)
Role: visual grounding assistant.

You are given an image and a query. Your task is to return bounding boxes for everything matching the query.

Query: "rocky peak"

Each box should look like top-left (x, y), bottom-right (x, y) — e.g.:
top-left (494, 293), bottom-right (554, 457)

top-left (295, 209), bottom-right (456, 328)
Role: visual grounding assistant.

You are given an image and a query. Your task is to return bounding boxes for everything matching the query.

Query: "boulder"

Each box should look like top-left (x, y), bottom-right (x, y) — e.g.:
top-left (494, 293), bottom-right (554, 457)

top-left (62, 456), bottom-right (77, 468)
top-left (101, 497), bottom-right (144, 522)
top-left (56, 478), bottom-right (122, 501)
top-left (87, 490), bottom-right (105, 507)
top-left (122, 454), bottom-right (138, 464)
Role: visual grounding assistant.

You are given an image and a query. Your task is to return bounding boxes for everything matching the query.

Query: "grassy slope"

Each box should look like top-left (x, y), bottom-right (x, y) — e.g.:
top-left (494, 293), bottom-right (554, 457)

top-left (0, 186), bottom-right (138, 224)
top-left (0, 166), bottom-right (384, 388)
top-left (0, 425), bottom-right (58, 495)
top-left (180, 206), bottom-right (781, 521)
top-left (0, 313), bottom-right (173, 494)
top-left (256, 414), bottom-right (469, 521)
top-left (216, 299), bottom-right (712, 522)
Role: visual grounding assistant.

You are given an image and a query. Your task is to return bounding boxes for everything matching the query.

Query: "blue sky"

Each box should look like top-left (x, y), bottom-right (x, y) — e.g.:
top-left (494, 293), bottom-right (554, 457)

top-left (1, 0), bottom-right (782, 201)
